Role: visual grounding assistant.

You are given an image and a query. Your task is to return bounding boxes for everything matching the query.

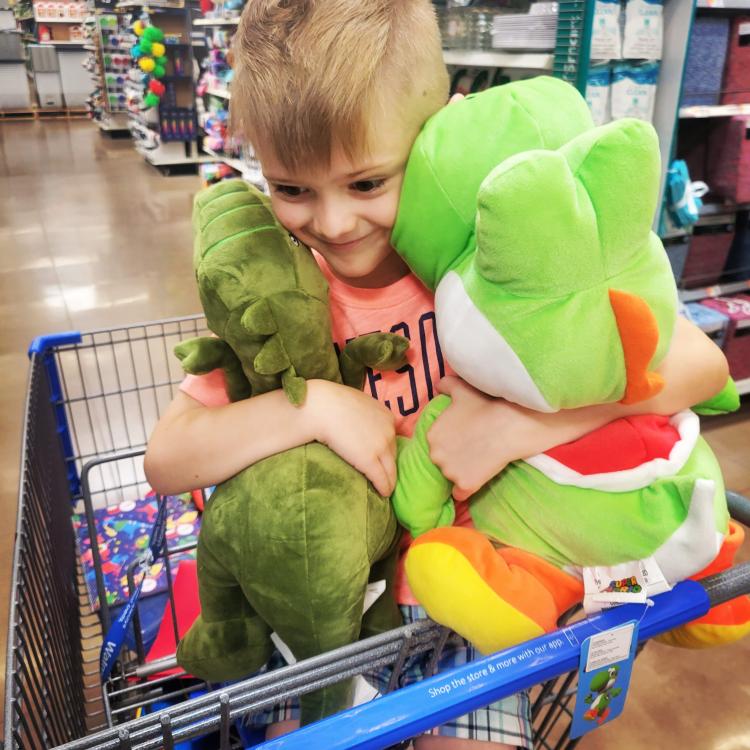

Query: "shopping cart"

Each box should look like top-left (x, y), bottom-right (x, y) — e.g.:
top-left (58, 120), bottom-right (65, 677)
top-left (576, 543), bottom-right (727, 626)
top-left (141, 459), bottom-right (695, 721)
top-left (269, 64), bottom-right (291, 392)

top-left (6, 315), bottom-right (750, 750)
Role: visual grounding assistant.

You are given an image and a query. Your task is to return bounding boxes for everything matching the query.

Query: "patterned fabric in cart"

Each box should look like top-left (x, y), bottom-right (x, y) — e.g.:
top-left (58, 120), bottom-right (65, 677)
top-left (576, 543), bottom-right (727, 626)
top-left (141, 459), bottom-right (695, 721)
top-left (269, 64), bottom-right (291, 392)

top-left (73, 491), bottom-right (201, 610)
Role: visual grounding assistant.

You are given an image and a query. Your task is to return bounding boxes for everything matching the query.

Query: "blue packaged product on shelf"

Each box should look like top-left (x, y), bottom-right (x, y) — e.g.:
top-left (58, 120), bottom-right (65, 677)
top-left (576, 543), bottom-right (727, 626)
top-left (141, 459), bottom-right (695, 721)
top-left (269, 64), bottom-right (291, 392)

top-left (586, 63), bottom-right (612, 126)
top-left (622, 0), bottom-right (663, 60)
top-left (611, 60), bottom-right (660, 122)
top-left (591, 0), bottom-right (622, 60)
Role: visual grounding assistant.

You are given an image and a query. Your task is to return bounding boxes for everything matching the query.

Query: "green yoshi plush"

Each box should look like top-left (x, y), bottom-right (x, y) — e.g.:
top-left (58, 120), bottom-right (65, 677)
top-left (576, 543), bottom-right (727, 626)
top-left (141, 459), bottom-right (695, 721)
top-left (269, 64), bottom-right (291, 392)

top-left (174, 180), bottom-right (408, 724)
top-left (390, 77), bottom-right (750, 654)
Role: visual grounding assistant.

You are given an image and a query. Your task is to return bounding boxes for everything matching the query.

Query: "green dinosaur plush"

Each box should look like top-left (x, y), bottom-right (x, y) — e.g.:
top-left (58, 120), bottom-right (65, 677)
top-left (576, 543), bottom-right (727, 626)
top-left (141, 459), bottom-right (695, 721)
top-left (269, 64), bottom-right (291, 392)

top-left (174, 180), bottom-right (407, 724)
top-left (390, 77), bottom-right (750, 654)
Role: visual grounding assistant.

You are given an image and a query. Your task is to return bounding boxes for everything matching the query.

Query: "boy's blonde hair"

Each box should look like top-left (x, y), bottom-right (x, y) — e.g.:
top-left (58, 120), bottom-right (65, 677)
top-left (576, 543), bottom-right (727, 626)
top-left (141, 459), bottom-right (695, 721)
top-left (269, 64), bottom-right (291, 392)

top-left (230, 0), bottom-right (449, 171)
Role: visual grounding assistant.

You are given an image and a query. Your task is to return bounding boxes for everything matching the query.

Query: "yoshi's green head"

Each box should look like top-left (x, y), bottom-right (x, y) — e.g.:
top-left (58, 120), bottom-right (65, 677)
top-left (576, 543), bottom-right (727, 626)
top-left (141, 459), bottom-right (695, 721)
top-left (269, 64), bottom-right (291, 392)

top-left (391, 76), bottom-right (678, 412)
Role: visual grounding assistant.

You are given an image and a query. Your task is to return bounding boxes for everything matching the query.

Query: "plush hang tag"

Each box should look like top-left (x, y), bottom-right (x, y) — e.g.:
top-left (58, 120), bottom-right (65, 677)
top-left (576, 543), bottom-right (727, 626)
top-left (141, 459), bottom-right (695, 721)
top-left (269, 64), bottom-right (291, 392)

top-left (570, 620), bottom-right (639, 740)
top-left (583, 556), bottom-right (671, 615)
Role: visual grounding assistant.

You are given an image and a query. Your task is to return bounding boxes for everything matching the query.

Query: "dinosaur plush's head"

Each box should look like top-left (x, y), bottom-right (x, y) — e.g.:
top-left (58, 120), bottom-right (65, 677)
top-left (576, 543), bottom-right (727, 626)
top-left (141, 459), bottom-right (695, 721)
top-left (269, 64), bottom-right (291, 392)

top-left (393, 78), bottom-right (677, 412)
top-left (191, 180), bottom-right (342, 403)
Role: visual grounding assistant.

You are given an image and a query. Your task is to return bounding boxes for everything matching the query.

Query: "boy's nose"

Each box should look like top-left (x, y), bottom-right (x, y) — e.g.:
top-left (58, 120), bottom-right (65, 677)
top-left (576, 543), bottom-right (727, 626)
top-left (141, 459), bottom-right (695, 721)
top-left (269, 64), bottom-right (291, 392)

top-left (312, 200), bottom-right (358, 242)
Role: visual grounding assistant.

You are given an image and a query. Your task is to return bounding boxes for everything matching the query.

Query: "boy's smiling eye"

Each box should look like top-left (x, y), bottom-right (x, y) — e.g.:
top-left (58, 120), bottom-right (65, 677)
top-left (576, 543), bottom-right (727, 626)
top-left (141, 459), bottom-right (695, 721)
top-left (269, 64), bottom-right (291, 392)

top-left (272, 184), bottom-right (308, 198)
top-left (351, 178), bottom-right (386, 193)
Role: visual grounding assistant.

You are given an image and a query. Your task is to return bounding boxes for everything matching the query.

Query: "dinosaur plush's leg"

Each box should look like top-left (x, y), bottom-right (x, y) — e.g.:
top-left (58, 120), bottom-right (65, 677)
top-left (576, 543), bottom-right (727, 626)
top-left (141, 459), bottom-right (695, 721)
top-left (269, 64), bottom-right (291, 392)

top-left (406, 527), bottom-right (583, 655)
top-left (656, 521), bottom-right (750, 648)
top-left (176, 530), bottom-right (273, 681)
top-left (360, 531), bottom-right (403, 640)
top-left (241, 443), bottom-right (401, 725)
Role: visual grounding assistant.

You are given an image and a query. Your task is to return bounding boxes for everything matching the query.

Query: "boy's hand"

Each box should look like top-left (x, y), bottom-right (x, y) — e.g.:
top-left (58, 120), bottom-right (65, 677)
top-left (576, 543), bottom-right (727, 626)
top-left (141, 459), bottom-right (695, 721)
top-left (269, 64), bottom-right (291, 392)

top-left (426, 376), bottom-right (515, 502)
top-left (305, 379), bottom-right (397, 497)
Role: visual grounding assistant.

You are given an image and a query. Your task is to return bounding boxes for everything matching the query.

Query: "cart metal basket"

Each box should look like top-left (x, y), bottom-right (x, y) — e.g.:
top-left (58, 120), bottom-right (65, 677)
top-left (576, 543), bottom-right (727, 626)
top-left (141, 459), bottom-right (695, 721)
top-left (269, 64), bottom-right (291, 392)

top-left (6, 315), bottom-right (750, 750)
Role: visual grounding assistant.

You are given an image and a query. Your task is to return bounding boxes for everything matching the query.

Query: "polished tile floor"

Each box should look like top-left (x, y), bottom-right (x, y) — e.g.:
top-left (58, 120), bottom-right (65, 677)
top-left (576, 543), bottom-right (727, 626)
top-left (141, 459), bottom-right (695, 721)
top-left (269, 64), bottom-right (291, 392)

top-left (1, 120), bottom-right (749, 748)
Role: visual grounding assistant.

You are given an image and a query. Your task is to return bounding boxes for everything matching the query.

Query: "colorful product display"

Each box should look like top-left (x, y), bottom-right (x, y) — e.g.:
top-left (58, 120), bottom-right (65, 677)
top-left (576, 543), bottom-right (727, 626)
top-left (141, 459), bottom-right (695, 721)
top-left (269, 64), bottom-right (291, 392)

top-left (85, 13), bottom-right (134, 121)
top-left (131, 19), bottom-right (166, 109)
top-left (159, 106), bottom-right (196, 141)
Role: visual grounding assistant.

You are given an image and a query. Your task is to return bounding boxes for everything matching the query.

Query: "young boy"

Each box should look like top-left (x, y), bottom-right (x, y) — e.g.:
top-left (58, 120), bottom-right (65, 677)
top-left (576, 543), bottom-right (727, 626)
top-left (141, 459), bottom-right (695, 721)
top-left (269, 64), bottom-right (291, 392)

top-left (145, 1), bottom-right (729, 747)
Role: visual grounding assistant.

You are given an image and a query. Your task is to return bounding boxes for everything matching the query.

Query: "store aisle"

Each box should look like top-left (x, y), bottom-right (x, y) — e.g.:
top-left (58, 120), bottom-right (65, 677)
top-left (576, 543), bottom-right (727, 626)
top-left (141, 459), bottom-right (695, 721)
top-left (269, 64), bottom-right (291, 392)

top-left (0, 119), bottom-right (202, 731)
top-left (1, 120), bottom-right (750, 748)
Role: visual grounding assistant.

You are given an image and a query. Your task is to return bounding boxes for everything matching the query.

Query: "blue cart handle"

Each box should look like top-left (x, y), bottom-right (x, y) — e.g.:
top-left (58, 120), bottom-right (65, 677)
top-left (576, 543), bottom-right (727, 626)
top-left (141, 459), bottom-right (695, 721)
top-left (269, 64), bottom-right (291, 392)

top-left (258, 580), bottom-right (710, 750)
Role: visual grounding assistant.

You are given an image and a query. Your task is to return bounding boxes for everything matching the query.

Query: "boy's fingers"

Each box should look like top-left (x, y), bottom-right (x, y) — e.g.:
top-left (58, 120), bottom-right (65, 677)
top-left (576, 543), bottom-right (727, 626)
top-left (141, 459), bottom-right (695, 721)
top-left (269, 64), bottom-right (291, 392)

top-left (452, 485), bottom-right (475, 502)
top-left (365, 457), bottom-right (390, 498)
top-left (379, 453), bottom-right (397, 497)
top-left (436, 375), bottom-right (461, 396)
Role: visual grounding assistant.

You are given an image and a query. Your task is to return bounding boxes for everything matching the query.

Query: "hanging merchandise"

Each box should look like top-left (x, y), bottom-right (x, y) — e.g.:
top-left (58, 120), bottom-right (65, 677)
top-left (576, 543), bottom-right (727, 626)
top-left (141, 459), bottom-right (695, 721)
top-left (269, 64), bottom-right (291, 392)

top-left (590, 0), bottom-right (622, 61)
top-left (131, 17), bottom-right (166, 109)
top-left (622, 0), bottom-right (663, 61)
top-left (611, 61), bottom-right (659, 123)
top-left (666, 160), bottom-right (708, 230)
top-left (585, 63), bottom-right (612, 126)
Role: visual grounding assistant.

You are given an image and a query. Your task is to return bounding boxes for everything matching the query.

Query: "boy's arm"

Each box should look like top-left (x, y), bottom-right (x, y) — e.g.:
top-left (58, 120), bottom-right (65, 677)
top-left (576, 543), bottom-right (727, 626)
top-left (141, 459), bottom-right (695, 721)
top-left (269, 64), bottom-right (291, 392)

top-left (428, 317), bottom-right (729, 501)
top-left (144, 379), bottom-right (397, 497)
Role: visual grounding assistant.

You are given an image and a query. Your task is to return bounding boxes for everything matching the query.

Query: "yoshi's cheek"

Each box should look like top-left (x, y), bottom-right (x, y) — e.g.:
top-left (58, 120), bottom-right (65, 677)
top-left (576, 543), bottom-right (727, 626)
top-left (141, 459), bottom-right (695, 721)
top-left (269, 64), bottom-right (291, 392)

top-left (435, 271), bottom-right (556, 413)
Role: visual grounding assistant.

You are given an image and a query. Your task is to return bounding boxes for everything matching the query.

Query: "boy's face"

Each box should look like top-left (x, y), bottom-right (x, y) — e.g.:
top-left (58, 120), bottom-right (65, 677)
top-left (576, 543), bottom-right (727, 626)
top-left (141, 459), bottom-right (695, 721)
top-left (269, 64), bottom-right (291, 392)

top-left (258, 116), bottom-right (415, 288)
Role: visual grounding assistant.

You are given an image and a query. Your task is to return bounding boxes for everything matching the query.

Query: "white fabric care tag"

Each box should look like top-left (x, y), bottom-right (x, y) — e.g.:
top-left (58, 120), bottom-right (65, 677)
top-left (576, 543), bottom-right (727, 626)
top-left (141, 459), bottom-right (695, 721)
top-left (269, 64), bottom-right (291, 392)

top-left (583, 557), bottom-right (671, 615)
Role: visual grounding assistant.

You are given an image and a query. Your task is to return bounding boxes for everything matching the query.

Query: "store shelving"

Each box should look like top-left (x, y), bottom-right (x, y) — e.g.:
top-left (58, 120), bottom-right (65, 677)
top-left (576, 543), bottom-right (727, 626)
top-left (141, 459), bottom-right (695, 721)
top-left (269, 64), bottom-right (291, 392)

top-left (680, 104), bottom-right (750, 119)
top-left (39, 39), bottom-right (85, 45)
top-left (697, 0), bottom-right (750, 8)
top-left (442, 50), bottom-right (553, 70)
top-left (699, 202), bottom-right (750, 217)
top-left (192, 17), bottom-right (238, 26)
top-left (679, 280), bottom-right (750, 304)
top-left (202, 144), bottom-right (245, 173)
top-left (735, 378), bottom-right (750, 395)
top-left (34, 16), bottom-right (85, 22)
top-left (205, 84), bottom-right (229, 99)
top-left (86, 12), bottom-right (132, 132)
top-left (137, 144), bottom-right (212, 165)
top-left (115, 1), bottom-right (184, 8)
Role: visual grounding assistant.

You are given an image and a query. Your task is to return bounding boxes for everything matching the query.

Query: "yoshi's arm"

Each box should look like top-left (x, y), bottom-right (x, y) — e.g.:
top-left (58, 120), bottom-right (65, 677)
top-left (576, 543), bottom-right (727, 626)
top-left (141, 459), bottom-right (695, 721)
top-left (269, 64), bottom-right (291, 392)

top-left (392, 395), bottom-right (457, 537)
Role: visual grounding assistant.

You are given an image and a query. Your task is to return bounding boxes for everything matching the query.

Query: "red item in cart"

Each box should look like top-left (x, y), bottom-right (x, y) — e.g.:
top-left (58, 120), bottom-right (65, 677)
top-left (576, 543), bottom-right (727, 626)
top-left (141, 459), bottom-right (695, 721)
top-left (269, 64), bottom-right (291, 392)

top-left (706, 115), bottom-right (750, 205)
top-left (701, 294), bottom-right (750, 380)
top-left (144, 560), bottom-right (200, 679)
top-left (721, 16), bottom-right (750, 105)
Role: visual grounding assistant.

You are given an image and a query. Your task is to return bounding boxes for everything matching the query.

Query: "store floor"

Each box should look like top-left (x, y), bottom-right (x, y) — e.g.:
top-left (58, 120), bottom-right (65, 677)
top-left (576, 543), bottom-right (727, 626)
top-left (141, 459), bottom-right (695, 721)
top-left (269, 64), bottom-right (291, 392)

top-left (1, 120), bottom-right (749, 748)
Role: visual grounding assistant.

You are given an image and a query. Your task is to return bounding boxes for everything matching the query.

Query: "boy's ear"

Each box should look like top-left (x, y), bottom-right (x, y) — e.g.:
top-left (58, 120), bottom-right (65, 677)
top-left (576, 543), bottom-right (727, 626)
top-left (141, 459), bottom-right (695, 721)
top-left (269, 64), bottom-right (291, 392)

top-left (226, 49), bottom-right (234, 68)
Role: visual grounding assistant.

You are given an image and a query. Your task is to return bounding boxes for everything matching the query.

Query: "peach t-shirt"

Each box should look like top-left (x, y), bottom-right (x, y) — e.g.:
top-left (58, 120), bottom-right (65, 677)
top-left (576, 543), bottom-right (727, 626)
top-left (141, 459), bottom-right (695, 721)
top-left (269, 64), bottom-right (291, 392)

top-left (180, 252), bottom-right (472, 604)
